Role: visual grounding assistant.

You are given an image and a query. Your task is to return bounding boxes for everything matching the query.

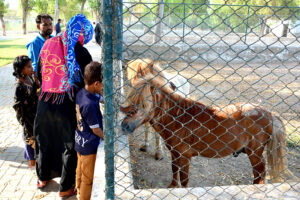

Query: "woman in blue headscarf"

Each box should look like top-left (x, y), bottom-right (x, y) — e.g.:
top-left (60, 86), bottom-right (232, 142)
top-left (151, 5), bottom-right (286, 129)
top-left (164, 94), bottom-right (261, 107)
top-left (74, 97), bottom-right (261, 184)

top-left (34, 14), bottom-right (94, 198)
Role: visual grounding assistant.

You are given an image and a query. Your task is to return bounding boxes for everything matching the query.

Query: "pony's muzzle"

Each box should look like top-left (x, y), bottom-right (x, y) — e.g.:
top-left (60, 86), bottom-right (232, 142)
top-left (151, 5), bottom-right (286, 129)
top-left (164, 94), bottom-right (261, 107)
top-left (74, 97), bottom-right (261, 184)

top-left (121, 120), bottom-right (137, 134)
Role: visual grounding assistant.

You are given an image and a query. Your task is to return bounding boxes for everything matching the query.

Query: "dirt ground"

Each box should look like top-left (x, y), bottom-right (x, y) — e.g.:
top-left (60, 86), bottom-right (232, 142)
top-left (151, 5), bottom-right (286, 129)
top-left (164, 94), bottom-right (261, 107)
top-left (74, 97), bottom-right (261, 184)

top-left (123, 60), bottom-right (300, 189)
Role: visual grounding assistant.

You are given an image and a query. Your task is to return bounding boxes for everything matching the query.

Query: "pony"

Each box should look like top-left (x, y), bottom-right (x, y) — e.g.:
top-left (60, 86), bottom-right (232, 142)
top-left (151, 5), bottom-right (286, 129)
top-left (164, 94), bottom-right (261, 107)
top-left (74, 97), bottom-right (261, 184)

top-left (126, 59), bottom-right (190, 160)
top-left (120, 74), bottom-right (292, 188)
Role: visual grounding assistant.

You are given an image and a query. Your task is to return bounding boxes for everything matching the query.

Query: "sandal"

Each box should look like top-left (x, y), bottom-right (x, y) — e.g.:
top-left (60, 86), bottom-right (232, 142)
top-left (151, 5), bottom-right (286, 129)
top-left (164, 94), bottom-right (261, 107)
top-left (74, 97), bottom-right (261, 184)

top-left (59, 188), bottom-right (77, 199)
top-left (37, 180), bottom-right (47, 189)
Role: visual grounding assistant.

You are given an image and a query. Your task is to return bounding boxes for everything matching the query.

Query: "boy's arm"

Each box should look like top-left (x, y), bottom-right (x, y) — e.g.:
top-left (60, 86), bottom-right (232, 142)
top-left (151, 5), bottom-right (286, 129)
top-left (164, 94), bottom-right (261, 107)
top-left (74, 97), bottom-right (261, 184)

top-left (92, 127), bottom-right (104, 139)
top-left (81, 104), bottom-right (104, 138)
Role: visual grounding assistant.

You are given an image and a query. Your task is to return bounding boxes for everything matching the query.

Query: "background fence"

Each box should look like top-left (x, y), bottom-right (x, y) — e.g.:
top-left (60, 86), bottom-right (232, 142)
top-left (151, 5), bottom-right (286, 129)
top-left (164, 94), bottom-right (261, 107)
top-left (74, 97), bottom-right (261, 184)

top-left (101, 1), bottom-right (300, 199)
top-left (2, 16), bottom-right (37, 33)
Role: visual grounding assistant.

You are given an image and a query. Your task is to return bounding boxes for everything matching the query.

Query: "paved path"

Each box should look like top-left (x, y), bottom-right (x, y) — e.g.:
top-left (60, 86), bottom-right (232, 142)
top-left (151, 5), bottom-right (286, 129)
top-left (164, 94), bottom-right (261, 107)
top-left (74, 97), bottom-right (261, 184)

top-left (0, 42), bottom-right (101, 200)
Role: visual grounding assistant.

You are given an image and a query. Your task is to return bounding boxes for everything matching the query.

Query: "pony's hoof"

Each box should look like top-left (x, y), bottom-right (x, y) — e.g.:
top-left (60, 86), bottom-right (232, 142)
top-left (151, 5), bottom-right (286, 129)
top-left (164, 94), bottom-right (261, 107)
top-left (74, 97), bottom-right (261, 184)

top-left (168, 183), bottom-right (178, 188)
top-left (139, 145), bottom-right (148, 152)
top-left (155, 153), bottom-right (163, 160)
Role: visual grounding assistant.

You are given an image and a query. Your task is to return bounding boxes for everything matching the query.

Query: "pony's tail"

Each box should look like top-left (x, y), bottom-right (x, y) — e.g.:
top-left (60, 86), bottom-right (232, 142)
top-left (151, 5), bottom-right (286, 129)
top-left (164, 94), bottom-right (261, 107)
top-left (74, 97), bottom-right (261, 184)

top-left (267, 115), bottom-right (294, 182)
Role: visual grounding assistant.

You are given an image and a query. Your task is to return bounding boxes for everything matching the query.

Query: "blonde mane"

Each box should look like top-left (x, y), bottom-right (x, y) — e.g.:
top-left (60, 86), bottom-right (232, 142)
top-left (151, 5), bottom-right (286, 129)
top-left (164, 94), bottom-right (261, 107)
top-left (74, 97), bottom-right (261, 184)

top-left (125, 76), bottom-right (155, 112)
top-left (126, 74), bottom-right (197, 115)
top-left (127, 59), bottom-right (167, 86)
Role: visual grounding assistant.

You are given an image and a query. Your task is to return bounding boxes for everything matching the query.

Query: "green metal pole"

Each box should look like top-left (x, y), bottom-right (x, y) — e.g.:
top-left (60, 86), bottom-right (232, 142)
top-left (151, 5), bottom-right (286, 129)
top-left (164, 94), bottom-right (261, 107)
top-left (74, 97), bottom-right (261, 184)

top-left (113, 0), bottom-right (123, 60)
top-left (102, 0), bottom-right (114, 199)
top-left (245, 5), bottom-right (250, 44)
top-left (183, 2), bottom-right (185, 41)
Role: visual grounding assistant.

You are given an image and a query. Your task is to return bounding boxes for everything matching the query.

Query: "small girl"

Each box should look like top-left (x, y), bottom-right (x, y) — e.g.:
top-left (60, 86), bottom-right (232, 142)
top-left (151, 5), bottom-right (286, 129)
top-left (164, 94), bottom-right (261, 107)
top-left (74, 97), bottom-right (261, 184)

top-left (12, 55), bottom-right (40, 168)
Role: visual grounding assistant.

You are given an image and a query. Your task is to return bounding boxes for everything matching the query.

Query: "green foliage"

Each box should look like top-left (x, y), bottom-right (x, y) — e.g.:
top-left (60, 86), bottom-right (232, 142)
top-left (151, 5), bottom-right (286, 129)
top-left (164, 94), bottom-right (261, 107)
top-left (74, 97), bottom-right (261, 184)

top-left (59, 0), bottom-right (92, 21)
top-left (33, 0), bottom-right (49, 13)
top-left (0, 0), bottom-right (9, 16)
top-left (20, 0), bottom-right (36, 11)
top-left (206, 0), bottom-right (300, 32)
top-left (88, 0), bottom-right (99, 10)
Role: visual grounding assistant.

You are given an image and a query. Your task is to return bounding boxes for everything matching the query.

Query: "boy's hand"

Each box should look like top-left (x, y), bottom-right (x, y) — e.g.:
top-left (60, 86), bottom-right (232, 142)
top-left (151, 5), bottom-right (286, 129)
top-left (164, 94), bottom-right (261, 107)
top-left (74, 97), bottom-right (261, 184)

top-left (92, 127), bottom-right (104, 139)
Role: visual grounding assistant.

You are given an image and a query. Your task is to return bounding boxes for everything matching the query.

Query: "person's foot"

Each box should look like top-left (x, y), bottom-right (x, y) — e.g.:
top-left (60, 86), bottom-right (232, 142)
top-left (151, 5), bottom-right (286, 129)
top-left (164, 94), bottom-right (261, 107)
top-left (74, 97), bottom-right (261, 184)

top-left (59, 188), bottom-right (77, 199)
top-left (37, 180), bottom-right (48, 189)
top-left (28, 160), bottom-right (36, 168)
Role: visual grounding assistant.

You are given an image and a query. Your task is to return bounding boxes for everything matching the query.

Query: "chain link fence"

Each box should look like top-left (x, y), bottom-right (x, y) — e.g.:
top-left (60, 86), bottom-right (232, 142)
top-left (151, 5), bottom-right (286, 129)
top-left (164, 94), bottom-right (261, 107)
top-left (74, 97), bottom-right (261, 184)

top-left (99, 1), bottom-right (300, 199)
top-left (2, 16), bottom-right (37, 34)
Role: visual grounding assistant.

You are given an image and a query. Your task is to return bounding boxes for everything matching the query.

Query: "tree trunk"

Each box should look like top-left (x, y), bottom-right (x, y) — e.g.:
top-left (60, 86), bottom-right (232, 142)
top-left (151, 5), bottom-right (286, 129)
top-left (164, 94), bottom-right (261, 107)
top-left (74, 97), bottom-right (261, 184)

top-left (128, 0), bottom-right (134, 25)
top-left (21, 0), bottom-right (28, 35)
top-left (81, 0), bottom-right (87, 13)
top-left (0, 15), bottom-right (6, 36)
top-left (96, 0), bottom-right (101, 22)
top-left (153, 0), bottom-right (164, 43)
top-left (22, 9), bottom-right (27, 34)
top-left (282, 22), bottom-right (289, 37)
top-left (54, 0), bottom-right (59, 24)
top-left (260, 16), bottom-right (270, 36)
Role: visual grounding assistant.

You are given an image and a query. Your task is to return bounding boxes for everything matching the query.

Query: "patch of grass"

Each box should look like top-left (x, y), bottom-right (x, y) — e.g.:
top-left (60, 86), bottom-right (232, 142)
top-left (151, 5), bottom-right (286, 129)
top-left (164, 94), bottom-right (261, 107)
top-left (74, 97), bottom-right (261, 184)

top-left (0, 38), bottom-right (31, 67)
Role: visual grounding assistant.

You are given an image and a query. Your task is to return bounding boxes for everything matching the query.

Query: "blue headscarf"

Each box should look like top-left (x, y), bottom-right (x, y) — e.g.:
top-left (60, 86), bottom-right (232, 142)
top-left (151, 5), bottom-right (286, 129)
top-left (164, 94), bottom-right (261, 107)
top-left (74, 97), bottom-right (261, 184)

top-left (61, 14), bottom-right (94, 88)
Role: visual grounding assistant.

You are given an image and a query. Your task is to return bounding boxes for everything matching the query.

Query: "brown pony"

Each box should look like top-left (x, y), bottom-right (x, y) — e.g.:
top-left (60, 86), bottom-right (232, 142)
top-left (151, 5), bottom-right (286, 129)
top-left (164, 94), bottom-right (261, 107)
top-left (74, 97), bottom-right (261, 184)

top-left (127, 59), bottom-right (190, 160)
top-left (121, 74), bottom-right (291, 188)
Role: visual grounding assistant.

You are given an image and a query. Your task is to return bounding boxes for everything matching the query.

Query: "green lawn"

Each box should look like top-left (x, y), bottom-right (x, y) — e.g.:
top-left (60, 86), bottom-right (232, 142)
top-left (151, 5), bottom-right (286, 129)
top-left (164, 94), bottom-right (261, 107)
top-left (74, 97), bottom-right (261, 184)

top-left (0, 38), bottom-right (30, 67)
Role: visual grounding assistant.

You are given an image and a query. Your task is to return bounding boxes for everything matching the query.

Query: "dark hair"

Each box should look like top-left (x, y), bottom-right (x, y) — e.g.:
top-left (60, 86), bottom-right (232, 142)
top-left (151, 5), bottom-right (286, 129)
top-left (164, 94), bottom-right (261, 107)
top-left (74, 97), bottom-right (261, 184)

top-left (58, 19), bottom-right (61, 22)
top-left (84, 62), bottom-right (102, 85)
top-left (36, 14), bottom-right (53, 24)
top-left (13, 55), bottom-right (31, 78)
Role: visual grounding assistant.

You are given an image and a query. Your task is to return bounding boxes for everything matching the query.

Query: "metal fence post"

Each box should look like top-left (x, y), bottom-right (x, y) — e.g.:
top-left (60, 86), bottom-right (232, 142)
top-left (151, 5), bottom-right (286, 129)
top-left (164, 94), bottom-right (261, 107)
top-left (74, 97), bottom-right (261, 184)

top-left (183, 2), bottom-right (185, 41)
top-left (244, 5), bottom-right (250, 44)
top-left (102, 0), bottom-right (115, 199)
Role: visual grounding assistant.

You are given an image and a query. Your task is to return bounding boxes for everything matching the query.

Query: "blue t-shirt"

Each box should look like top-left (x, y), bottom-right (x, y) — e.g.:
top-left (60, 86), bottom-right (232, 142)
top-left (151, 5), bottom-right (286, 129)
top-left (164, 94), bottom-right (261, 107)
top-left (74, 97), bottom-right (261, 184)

top-left (55, 23), bottom-right (61, 34)
top-left (75, 88), bottom-right (103, 155)
top-left (26, 34), bottom-right (53, 72)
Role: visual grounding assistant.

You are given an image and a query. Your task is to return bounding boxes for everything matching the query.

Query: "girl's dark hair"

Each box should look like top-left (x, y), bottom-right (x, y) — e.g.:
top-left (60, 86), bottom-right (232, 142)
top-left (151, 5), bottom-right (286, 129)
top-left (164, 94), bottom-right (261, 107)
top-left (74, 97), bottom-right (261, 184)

top-left (84, 62), bottom-right (102, 85)
top-left (12, 55), bottom-right (31, 78)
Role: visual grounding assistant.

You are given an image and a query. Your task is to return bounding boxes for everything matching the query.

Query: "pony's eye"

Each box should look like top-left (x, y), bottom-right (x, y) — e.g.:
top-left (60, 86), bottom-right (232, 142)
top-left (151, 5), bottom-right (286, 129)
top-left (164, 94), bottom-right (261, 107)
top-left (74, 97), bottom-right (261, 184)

top-left (128, 109), bottom-right (137, 117)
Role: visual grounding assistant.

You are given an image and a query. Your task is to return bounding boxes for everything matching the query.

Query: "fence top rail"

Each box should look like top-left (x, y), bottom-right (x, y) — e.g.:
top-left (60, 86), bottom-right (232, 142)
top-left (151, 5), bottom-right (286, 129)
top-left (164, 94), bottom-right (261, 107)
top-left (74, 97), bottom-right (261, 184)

top-left (123, 2), bottom-right (300, 9)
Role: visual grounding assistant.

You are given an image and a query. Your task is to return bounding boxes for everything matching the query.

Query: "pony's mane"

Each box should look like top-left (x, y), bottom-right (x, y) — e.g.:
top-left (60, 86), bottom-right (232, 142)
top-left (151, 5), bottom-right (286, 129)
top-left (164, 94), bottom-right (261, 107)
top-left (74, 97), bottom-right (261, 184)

top-left (127, 59), bottom-right (167, 86)
top-left (126, 74), bottom-right (198, 114)
top-left (125, 75), bottom-right (154, 112)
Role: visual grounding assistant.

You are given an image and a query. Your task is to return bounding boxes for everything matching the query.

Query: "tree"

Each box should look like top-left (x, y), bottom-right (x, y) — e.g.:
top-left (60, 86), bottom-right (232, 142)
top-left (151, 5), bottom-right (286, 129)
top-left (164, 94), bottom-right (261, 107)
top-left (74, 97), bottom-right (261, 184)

top-left (153, 0), bottom-right (164, 43)
top-left (0, 0), bottom-right (8, 36)
top-left (210, 0), bottom-right (300, 35)
top-left (33, 0), bottom-right (50, 13)
top-left (163, 0), bottom-right (208, 28)
top-left (60, 0), bottom-right (86, 22)
top-left (88, 0), bottom-right (101, 21)
top-left (80, 0), bottom-right (87, 13)
top-left (20, 0), bottom-right (35, 34)
top-left (54, 0), bottom-right (59, 24)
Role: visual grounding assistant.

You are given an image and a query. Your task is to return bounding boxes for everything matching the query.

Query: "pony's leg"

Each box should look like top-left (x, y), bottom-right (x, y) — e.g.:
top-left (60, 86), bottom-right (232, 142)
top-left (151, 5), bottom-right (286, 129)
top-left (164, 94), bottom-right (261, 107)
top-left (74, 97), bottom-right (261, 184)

top-left (178, 156), bottom-right (191, 187)
top-left (139, 123), bottom-right (150, 152)
top-left (154, 133), bottom-right (163, 160)
top-left (245, 144), bottom-right (266, 184)
top-left (168, 151), bottom-right (180, 188)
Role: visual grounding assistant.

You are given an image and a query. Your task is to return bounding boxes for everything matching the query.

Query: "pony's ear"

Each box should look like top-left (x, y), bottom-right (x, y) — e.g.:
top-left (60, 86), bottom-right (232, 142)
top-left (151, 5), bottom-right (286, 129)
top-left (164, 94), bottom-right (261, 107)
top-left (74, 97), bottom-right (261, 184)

top-left (169, 81), bottom-right (176, 91)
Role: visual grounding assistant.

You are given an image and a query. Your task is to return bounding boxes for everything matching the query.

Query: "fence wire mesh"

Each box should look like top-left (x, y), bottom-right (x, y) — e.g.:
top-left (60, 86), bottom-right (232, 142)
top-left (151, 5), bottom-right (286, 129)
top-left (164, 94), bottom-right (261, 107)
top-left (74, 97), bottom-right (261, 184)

top-left (110, 1), bottom-right (300, 199)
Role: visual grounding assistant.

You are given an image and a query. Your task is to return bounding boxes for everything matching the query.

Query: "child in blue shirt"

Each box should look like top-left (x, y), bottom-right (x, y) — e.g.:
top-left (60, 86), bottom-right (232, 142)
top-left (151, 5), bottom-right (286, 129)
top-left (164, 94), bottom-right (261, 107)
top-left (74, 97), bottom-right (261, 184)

top-left (75, 62), bottom-right (104, 200)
